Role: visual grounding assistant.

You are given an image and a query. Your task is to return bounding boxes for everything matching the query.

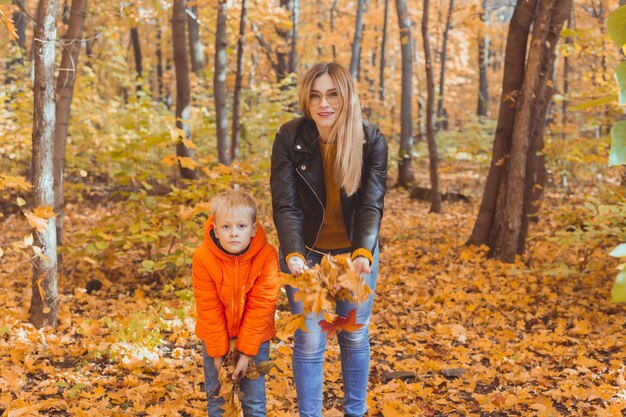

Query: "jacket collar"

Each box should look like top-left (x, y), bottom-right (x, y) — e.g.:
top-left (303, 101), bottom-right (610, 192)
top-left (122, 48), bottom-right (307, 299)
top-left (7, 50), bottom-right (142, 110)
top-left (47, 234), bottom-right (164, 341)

top-left (293, 117), bottom-right (371, 153)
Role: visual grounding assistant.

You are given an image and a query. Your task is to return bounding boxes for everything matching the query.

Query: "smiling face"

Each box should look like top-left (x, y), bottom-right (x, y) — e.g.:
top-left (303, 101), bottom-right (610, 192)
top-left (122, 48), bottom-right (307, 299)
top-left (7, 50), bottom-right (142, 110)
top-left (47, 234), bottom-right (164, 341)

top-left (213, 208), bottom-right (257, 254)
top-left (308, 74), bottom-right (343, 140)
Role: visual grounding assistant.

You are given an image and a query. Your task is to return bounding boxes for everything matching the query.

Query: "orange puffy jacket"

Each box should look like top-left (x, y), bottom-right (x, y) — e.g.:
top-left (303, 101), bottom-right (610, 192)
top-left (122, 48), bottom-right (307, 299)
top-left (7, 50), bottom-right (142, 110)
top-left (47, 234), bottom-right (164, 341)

top-left (192, 215), bottom-right (279, 357)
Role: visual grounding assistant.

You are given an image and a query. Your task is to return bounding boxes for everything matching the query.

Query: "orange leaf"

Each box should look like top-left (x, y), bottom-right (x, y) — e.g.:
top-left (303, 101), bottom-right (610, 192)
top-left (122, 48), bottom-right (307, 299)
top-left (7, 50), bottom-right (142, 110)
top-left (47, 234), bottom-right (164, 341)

top-left (318, 309), bottom-right (363, 338)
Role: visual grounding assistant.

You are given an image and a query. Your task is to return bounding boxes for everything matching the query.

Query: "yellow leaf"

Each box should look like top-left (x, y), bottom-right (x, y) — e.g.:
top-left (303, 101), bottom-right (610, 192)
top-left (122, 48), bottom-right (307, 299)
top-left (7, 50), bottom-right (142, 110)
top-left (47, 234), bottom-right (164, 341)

top-left (0, 247), bottom-right (3, 258)
top-left (178, 156), bottom-right (196, 169)
top-left (42, 307), bottom-right (51, 314)
top-left (79, 170), bottom-right (88, 177)
top-left (170, 127), bottom-right (186, 141)
top-left (0, 174), bottom-right (31, 191)
top-left (24, 234), bottom-right (33, 246)
top-left (0, 8), bottom-right (18, 41)
top-left (160, 154), bottom-right (178, 166)
top-left (16, 197), bottom-right (26, 207)
top-left (382, 401), bottom-right (406, 417)
top-left (182, 138), bottom-right (197, 149)
top-left (34, 206), bottom-right (56, 219)
top-left (24, 211), bottom-right (50, 232)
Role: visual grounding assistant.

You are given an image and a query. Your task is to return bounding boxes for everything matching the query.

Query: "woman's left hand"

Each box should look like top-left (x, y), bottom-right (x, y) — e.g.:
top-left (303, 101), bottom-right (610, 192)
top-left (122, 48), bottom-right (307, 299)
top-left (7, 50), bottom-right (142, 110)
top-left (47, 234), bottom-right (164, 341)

top-left (352, 256), bottom-right (372, 276)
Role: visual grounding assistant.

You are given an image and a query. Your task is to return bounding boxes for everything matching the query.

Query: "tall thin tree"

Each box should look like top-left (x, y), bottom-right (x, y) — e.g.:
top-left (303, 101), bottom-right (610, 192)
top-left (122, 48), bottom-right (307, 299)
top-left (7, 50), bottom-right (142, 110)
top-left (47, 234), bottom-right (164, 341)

top-left (130, 27), bottom-right (143, 92)
top-left (172, 0), bottom-right (197, 179)
top-left (350, 0), bottom-right (367, 79)
top-left (436, 0), bottom-right (454, 130)
top-left (379, 0), bottom-right (389, 101)
top-left (187, 5), bottom-right (205, 74)
top-left (395, 0), bottom-right (414, 187)
top-left (477, 0), bottom-right (490, 116)
top-left (30, 0), bottom-right (60, 329)
top-left (231, 0), bottom-right (248, 162)
top-left (423, 0), bottom-right (442, 212)
top-left (214, 0), bottom-right (230, 164)
top-left (53, 0), bottom-right (88, 245)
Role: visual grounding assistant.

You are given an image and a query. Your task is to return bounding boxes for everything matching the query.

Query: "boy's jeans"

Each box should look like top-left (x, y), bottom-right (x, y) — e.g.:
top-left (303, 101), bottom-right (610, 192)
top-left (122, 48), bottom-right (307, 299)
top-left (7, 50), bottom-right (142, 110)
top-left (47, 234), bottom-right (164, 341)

top-left (281, 245), bottom-right (380, 417)
top-left (201, 340), bottom-right (270, 417)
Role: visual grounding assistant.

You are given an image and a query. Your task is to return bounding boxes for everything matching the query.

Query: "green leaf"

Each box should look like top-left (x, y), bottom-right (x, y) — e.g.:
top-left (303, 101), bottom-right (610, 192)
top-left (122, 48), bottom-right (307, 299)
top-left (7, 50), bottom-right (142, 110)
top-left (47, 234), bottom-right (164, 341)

top-left (609, 120), bottom-right (626, 166)
top-left (571, 94), bottom-right (618, 111)
top-left (615, 60), bottom-right (626, 106)
top-left (611, 269), bottom-right (626, 303)
top-left (607, 5), bottom-right (626, 50)
top-left (609, 243), bottom-right (626, 257)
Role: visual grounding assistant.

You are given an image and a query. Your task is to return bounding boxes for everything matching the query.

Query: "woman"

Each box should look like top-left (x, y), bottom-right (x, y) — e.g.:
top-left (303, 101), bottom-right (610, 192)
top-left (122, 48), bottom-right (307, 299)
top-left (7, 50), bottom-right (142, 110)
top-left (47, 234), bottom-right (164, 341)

top-left (270, 62), bottom-right (388, 417)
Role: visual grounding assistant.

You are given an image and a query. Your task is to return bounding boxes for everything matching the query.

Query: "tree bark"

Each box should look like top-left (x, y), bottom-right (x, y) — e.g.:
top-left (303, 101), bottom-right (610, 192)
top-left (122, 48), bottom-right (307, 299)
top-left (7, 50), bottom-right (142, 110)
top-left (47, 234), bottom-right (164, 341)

top-left (490, 0), bottom-right (571, 261)
top-left (467, 0), bottom-right (537, 246)
top-left (172, 0), bottom-right (197, 179)
top-left (187, 5), bottom-right (205, 74)
top-left (436, 0), bottom-right (454, 130)
top-left (395, 0), bottom-right (414, 187)
top-left (231, 0), bottom-right (248, 162)
top-left (156, 24), bottom-right (165, 103)
top-left (330, 0), bottom-right (338, 61)
top-left (477, 0), bottom-right (490, 116)
top-left (349, 0), bottom-right (366, 80)
top-left (422, 0), bottom-right (442, 213)
top-left (130, 27), bottom-right (142, 92)
top-left (53, 0), bottom-right (88, 246)
top-left (561, 7), bottom-right (573, 139)
top-left (379, 0), bottom-right (389, 101)
top-left (214, 0), bottom-right (230, 165)
top-left (30, 0), bottom-right (60, 329)
top-left (290, 0), bottom-right (299, 74)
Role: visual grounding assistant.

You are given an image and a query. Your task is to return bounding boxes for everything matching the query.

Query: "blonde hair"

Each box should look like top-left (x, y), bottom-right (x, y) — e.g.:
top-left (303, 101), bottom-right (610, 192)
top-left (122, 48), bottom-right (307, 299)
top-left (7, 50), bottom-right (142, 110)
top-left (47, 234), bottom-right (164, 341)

top-left (299, 62), bottom-right (364, 196)
top-left (211, 190), bottom-right (257, 222)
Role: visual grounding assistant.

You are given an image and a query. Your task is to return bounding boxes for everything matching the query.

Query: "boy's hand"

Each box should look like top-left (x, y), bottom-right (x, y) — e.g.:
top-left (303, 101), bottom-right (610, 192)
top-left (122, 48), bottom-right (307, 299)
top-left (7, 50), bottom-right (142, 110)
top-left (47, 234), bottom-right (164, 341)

top-left (213, 356), bottom-right (223, 372)
top-left (232, 354), bottom-right (250, 380)
top-left (352, 256), bottom-right (372, 276)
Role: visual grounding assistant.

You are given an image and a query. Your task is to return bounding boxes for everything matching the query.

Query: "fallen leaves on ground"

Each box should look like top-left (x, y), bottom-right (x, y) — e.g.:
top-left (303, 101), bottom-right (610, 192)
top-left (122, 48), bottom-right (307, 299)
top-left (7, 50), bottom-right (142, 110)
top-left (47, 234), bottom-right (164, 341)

top-left (1, 187), bottom-right (626, 416)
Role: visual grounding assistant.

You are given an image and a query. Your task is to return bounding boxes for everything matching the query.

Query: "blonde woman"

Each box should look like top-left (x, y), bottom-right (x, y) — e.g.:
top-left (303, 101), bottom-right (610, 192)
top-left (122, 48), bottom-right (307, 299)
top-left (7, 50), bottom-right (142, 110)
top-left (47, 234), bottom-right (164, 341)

top-left (270, 62), bottom-right (388, 417)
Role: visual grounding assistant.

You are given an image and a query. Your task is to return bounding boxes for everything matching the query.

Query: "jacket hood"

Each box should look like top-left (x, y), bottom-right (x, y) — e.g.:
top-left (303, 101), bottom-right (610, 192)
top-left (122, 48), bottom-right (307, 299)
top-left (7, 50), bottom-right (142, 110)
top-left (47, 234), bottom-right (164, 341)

top-left (203, 214), bottom-right (268, 262)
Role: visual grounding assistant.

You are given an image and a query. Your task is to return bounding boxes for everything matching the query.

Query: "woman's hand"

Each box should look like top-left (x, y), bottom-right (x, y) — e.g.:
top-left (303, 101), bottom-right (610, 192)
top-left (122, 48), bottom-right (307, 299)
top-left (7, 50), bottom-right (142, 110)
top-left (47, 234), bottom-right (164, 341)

top-left (232, 353), bottom-right (250, 380)
top-left (213, 356), bottom-right (223, 372)
top-left (352, 256), bottom-right (372, 276)
top-left (287, 256), bottom-right (306, 275)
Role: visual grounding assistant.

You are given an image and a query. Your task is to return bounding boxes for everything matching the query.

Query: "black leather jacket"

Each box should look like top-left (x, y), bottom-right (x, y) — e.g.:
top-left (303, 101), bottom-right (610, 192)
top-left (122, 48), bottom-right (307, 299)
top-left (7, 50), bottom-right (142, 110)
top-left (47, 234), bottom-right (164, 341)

top-left (270, 117), bottom-right (388, 259)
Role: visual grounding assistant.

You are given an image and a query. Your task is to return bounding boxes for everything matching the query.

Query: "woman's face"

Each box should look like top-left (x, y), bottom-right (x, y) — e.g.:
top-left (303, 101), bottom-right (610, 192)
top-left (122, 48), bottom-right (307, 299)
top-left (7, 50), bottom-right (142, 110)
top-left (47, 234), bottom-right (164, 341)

top-left (308, 74), bottom-right (342, 137)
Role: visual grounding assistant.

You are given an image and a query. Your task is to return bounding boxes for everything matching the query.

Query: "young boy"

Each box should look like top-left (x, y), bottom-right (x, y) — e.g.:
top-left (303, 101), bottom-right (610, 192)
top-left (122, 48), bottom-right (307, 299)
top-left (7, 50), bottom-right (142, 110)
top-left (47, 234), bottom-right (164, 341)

top-left (192, 190), bottom-right (279, 416)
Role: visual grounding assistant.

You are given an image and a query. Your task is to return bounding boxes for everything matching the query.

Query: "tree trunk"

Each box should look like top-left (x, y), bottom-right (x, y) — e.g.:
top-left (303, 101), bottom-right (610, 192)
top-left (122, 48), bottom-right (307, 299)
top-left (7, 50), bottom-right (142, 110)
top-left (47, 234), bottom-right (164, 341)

top-left (290, 0), bottom-right (299, 74)
top-left (130, 27), bottom-right (142, 92)
top-left (156, 24), bottom-right (165, 103)
top-left (467, 0), bottom-right (537, 246)
top-left (331, 0), bottom-right (338, 61)
top-left (214, 0), bottom-right (230, 165)
top-left (561, 7), bottom-right (572, 139)
top-left (6, 0), bottom-right (27, 84)
top-left (53, 0), bottom-right (88, 246)
top-left (422, 0), bottom-right (442, 213)
top-left (187, 5), bottom-right (205, 74)
top-left (349, 0), bottom-right (366, 80)
top-left (172, 0), bottom-right (197, 179)
top-left (436, 0), bottom-right (454, 130)
top-left (231, 0), bottom-right (248, 162)
top-left (395, 0), bottom-right (414, 187)
top-left (489, 0), bottom-right (571, 261)
top-left (477, 0), bottom-right (489, 116)
top-left (30, 0), bottom-right (60, 329)
top-left (379, 0), bottom-right (389, 101)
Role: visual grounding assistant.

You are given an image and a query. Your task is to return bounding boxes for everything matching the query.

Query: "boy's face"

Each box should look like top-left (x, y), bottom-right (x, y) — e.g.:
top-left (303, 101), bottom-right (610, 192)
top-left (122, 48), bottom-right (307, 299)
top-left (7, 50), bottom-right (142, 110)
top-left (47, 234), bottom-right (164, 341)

top-left (213, 208), bottom-right (257, 254)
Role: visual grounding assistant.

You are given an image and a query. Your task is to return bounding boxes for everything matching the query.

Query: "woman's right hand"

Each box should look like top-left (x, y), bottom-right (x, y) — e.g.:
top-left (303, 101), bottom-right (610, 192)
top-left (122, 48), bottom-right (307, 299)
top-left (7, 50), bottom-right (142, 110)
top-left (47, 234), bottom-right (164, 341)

top-left (287, 256), bottom-right (306, 275)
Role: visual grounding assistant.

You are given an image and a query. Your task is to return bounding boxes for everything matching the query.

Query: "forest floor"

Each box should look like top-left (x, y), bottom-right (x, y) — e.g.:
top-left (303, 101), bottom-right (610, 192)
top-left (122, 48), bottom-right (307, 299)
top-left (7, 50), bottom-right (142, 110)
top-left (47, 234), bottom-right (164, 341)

top-left (2, 183), bottom-right (626, 416)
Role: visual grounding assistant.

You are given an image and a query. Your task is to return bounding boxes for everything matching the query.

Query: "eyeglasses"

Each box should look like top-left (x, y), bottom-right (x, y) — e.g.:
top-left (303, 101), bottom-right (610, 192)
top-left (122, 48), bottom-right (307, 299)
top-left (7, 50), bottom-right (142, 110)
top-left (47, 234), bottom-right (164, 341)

top-left (309, 91), bottom-right (340, 106)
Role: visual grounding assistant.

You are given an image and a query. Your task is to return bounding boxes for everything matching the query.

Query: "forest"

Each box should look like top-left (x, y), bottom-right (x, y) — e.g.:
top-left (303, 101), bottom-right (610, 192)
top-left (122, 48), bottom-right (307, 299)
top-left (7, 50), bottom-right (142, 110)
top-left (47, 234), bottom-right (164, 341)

top-left (2, 0), bottom-right (626, 415)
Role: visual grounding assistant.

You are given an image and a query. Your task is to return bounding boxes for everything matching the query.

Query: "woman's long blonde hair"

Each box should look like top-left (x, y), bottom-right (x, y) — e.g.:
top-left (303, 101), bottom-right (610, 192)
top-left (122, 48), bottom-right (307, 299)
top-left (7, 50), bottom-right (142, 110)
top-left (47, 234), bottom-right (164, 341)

top-left (299, 62), bottom-right (364, 197)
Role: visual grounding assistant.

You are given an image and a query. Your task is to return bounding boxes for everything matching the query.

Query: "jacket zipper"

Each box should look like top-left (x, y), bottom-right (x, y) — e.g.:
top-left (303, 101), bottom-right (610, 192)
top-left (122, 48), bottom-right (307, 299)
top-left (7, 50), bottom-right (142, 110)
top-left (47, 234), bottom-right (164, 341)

top-left (296, 168), bottom-right (325, 256)
top-left (233, 256), bottom-right (239, 336)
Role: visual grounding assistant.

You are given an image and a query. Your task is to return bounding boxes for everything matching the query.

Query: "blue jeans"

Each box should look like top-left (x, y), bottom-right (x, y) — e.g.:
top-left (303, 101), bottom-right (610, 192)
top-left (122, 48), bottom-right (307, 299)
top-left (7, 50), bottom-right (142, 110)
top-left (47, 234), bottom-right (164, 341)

top-left (281, 245), bottom-right (379, 417)
top-left (201, 340), bottom-right (270, 417)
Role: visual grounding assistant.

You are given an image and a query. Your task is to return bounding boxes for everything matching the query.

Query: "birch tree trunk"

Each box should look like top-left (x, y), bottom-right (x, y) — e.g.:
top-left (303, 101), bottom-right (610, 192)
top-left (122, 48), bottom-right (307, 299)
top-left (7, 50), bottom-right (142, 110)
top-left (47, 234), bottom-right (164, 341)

top-left (436, 0), bottom-right (454, 130)
top-left (349, 0), bottom-right (366, 80)
top-left (187, 5), bottom-right (205, 74)
top-left (477, 0), bottom-right (490, 116)
top-left (395, 0), bottom-right (414, 187)
top-left (423, 0), bottom-right (442, 212)
top-left (231, 0), bottom-right (248, 162)
top-left (54, 0), bottom-right (88, 245)
top-left (172, 0), bottom-right (197, 179)
top-left (30, 0), bottom-right (60, 329)
top-left (214, 0), bottom-right (231, 164)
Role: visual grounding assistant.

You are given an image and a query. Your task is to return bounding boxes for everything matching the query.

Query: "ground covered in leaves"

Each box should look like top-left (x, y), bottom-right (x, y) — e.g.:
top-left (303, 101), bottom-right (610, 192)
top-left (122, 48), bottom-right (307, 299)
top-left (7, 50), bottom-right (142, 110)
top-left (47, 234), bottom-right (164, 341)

top-left (2, 186), bottom-right (626, 416)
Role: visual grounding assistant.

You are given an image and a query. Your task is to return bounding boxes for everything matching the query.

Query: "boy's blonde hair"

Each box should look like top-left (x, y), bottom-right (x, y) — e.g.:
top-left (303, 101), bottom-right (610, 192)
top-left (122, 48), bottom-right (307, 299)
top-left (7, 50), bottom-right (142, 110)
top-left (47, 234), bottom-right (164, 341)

top-left (211, 190), bottom-right (257, 222)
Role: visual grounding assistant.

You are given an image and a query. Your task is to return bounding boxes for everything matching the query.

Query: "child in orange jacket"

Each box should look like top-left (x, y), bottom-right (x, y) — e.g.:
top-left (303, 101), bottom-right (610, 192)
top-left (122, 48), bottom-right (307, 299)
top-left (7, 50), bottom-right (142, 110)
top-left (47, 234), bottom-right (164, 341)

top-left (192, 190), bottom-right (279, 416)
